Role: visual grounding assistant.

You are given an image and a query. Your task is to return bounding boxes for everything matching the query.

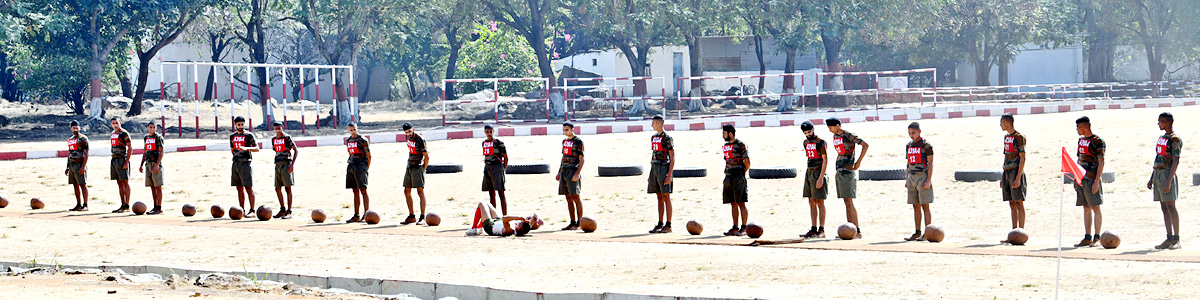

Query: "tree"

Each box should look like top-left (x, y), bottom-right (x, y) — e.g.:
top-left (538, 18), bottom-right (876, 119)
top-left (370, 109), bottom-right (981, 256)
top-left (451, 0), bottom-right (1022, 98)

top-left (419, 0), bottom-right (478, 100)
top-left (666, 0), bottom-right (729, 112)
top-left (231, 0), bottom-right (293, 128)
top-left (1118, 0), bottom-right (1194, 81)
top-left (181, 7), bottom-right (241, 101)
top-left (294, 0), bottom-right (394, 126)
top-left (127, 0), bottom-right (215, 116)
top-left (39, 1), bottom-right (144, 116)
top-left (919, 0), bottom-right (1046, 86)
top-left (753, 0), bottom-right (815, 111)
top-left (571, 0), bottom-right (675, 115)
top-left (482, 0), bottom-right (559, 87)
top-left (802, 0), bottom-right (900, 90)
top-left (1077, 0), bottom-right (1122, 83)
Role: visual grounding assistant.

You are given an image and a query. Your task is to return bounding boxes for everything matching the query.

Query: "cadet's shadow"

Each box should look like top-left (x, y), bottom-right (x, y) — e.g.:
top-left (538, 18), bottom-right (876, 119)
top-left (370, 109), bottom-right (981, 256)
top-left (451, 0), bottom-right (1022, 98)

top-left (61, 212), bottom-right (109, 218)
top-left (964, 243), bottom-right (1003, 248)
top-left (684, 235), bottom-right (732, 240)
top-left (606, 233), bottom-right (654, 239)
top-left (438, 228), bottom-right (467, 233)
top-left (302, 222), bottom-right (349, 228)
top-left (187, 218), bottom-right (229, 223)
top-left (355, 224), bottom-right (402, 230)
top-left (98, 214), bottom-right (140, 219)
top-left (1118, 249), bottom-right (1156, 255)
top-left (27, 210), bottom-right (68, 215)
top-left (869, 241), bottom-right (908, 246)
top-left (1033, 247), bottom-right (1079, 252)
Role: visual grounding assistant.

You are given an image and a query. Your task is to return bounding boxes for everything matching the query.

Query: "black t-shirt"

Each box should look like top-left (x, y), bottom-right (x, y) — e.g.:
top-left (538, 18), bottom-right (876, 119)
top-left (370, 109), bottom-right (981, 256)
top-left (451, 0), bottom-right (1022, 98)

top-left (230, 132), bottom-right (257, 162)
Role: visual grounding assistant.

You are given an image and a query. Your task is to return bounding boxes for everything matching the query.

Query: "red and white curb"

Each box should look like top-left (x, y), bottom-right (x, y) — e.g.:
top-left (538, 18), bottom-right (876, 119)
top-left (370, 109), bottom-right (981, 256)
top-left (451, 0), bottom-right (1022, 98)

top-left (2, 97), bottom-right (1194, 161)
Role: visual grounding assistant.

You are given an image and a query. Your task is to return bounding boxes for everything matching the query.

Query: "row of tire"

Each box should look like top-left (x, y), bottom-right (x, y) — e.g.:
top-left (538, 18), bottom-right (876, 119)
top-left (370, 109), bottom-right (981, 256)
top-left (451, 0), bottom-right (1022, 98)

top-left (417, 162), bottom-right (922, 180)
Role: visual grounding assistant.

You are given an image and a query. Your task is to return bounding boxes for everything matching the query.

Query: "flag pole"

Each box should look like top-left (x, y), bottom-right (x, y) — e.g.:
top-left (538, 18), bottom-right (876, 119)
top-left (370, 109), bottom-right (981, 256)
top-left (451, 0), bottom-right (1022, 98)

top-left (1057, 172), bottom-right (1063, 300)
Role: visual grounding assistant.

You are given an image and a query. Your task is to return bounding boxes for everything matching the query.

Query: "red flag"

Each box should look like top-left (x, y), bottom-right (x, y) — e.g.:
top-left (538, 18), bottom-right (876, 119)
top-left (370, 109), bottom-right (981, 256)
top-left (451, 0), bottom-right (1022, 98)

top-left (1061, 147), bottom-right (1084, 186)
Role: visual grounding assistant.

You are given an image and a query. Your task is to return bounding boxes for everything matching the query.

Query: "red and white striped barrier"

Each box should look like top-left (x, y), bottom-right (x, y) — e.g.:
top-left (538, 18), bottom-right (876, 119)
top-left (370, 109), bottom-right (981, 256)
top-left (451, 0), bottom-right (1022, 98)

top-left (562, 76), bottom-right (668, 122)
top-left (441, 77), bottom-right (551, 126)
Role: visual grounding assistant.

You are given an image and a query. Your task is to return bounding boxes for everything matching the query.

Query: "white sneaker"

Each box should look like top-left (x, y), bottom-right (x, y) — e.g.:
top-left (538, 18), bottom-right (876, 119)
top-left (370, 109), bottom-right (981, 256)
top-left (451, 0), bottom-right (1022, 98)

top-left (466, 228), bottom-right (480, 236)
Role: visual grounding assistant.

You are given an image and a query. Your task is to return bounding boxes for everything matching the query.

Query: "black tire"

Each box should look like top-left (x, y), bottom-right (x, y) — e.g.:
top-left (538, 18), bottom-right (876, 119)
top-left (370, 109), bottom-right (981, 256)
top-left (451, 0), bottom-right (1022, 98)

top-left (425, 163), bottom-right (463, 174)
top-left (597, 164), bottom-right (643, 177)
top-left (954, 169), bottom-right (1004, 182)
top-left (1193, 172), bottom-right (1200, 186)
top-left (672, 167), bottom-right (707, 178)
top-left (859, 168), bottom-right (906, 181)
top-left (748, 166), bottom-right (797, 179)
top-left (506, 163), bottom-right (551, 174)
top-left (1062, 171), bottom-right (1116, 184)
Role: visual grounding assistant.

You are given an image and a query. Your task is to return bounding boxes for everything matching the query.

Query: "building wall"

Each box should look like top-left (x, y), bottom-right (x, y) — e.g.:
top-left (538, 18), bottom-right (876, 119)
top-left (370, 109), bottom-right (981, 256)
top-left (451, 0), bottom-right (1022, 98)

top-left (956, 43), bottom-right (1200, 87)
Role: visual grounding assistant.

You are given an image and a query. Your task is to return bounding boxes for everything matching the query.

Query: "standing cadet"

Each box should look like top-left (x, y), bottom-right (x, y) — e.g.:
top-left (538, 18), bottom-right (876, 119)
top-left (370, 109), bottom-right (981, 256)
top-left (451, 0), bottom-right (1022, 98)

top-left (558, 122), bottom-right (585, 231)
top-left (482, 124), bottom-right (509, 214)
top-left (999, 113), bottom-right (1028, 244)
top-left (721, 124), bottom-right (750, 236)
top-left (801, 121), bottom-right (829, 239)
top-left (647, 116), bottom-right (675, 234)
top-left (1073, 116), bottom-right (1106, 247)
top-left (345, 123), bottom-right (371, 223)
top-left (66, 120), bottom-right (90, 211)
top-left (401, 122), bottom-right (430, 224)
top-left (139, 122), bottom-right (165, 215)
top-left (230, 117), bottom-right (259, 215)
top-left (904, 122), bottom-right (934, 241)
top-left (271, 121), bottom-right (298, 219)
top-left (827, 118), bottom-right (868, 238)
top-left (109, 117), bottom-right (133, 213)
top-left (1149, 112), bottom-right (1182, 250)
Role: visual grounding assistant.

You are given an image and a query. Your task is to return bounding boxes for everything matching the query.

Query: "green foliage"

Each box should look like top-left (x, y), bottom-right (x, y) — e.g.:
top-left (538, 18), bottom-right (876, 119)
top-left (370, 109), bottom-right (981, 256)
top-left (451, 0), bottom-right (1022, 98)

top-left (454, 22), bottom-right (540, 95)
top-left (5, 43), bottom-right (89, 105)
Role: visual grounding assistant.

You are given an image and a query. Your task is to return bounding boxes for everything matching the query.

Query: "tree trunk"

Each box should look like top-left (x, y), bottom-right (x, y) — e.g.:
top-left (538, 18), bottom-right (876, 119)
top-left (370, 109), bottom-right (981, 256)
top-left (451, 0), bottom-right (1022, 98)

top-left (820, 29), bottom-right (844, 91)
top-left (404, 63), bottom-right (418, 101)
top-left (972, 57), bottom-right (992, 86)
top-left (622, 46), bottom-right (651, 116)
top-left (203, 66), bottom-right (216, 100)
top-left (116, 66), bottom-right (133, 98)
top-left (998, 58), bottom-right (1009, 86)
top-left (685, 34), bottom-right (704, 112)
top-left (754, 33), bottom-right (766, 93)
top-left (1145, 43), bottom-right (1166, 81)
top-left (777, 47), bottom-right (797, 112)
top-left (128, 54), bottom-right (154, 116)
top-left (444, 26), bottom-right (461, 101)
top-left (1082, 1), bottom-right (1116, 83)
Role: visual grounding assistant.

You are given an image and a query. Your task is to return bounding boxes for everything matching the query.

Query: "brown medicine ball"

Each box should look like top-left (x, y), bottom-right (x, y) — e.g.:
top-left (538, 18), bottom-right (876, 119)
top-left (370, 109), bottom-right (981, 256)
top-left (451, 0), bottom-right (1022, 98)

top-left (1007, 228), bottom-right (1030, 245)
top-left (131, 202), bottom-right (147, 215)
top-left (425, 213), bottom-right (441, 226)
top-left (924, 224), bottom-right (945, 243)
top-left (686, 220), bottom-right (703, 235)
top-left (745, 223), bottom-right (764, 239)
top-left (311, 209), bottom-right (326, 223)
top-left (837, 223), bottom-right (858, 240)
top-left (579, 216), bottom-right (597, 233)
top-left (0, 195), bottom-right (9, 208)
top-left (364, 211), bottom-right (381, 224)
top-left (256, 206), bottom-right (272, 221)
top-left (1100, 231), bottom-right (1121, 249)
top-left (181, 204), bottom-right (197, 217)
top-left (228, 206), bottom-right (244, 220)
top-left (30, 198), bottom-right (44, 210)
top-left (210, 205), bottom-right (225, 218)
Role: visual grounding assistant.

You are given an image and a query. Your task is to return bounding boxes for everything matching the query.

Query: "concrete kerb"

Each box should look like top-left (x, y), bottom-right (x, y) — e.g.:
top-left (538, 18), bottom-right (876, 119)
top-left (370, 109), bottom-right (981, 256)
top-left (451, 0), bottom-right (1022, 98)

top-left (382, 280), bottom-right (435, 299)
top-left (486, 287), bottom-right (542, 300)
top-left (434, 282), bottom-right (490, 299)
top-left (329, 276), bottom-right (383, 294)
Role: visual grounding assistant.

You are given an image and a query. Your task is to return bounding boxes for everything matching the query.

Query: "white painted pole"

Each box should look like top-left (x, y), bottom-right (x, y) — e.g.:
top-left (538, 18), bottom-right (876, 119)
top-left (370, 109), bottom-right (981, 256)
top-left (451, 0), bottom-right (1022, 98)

top-left (332, 68), bottom-right (338, 123)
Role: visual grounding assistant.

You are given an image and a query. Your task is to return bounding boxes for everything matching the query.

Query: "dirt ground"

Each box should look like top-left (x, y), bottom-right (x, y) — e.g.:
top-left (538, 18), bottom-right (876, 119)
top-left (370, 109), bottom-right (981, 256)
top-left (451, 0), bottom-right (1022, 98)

top-left (0, 272), bottom-right (391, 300)
top-left (0, 105), bottom-right (1198, 299)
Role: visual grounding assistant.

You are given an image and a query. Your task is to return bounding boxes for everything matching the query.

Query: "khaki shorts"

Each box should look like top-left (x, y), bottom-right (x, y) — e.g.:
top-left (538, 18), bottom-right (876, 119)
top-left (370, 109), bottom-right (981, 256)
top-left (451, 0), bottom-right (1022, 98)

top-left (67, 162), bottom-right (86, 185)
top-left (803, 167), bottom-right (828, 199)
top-left (1001, 169), bottom-right (1027, 201)
top-left (647, 164), bottom-right (673, 194)
top-left (231, 162), bottom-right (253, 187)
top-left (403, 165), bottom-right (425, 188)
top-left (906, 172), bottom-right (933, 204)
top-left (558, 167), bottom-right (581, 195)
top-left (1074, 178), bottom-right (1103, 206)
top-left (835, 170), bottom-right (856, 199)
top-left (1152, 169), bottom-right (1178, 202)
top-left (722, 173), bottom-right (748, 204)
top-left (346, 163), bottom-right (368, 189)
top-left (144, 162), bottom-right (164, 187)
top-left (275, 161), bottom-right (294, 187)
top-left (482, 164), bottom-right (505, 191)
top-left (110, 157), bottom-right (129, 181)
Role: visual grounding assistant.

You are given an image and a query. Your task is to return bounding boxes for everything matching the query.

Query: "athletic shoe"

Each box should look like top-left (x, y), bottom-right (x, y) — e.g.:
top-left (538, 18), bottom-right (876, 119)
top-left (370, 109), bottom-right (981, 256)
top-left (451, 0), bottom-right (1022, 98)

top-left (146, 209), bottom-right (162, 215)
top-left (416, 215), bottom-right (426, 225)
top-left (723, 227), bottom-right (739, 236)
top-left (561, 223), bottom-right (575, 231)
top-left (1155, 239), bottom-right (1173, 250)
top-left (401, 214), bottom-right (417, 225)
top-left (273, 209), bottom-right (287, 219)
top-left (1170, 240), bottom-right (1182, 250)
top-left (803, 228), bottom-right (818, 239)
top-left (905, 232), bottom-right (924, 241)
top-left (657, 226), bottom-right (672, 234)
top-left (1073, 236), bottom-right (1093, 247)
top-left (856, 232), bottom-right (862, 239)
top-left (69, 205), bottom-right (82, 212)
top-left (815, 229), bottom-right (826, 239)
top-left (78, 205), bottom-right (88, 212)
top-left (112, 205), bottom-right (129, 213)
top-left (466, 228), bottom-right (480, 236)
top-left (649, 224), bottom-right (663, 234)
top-left (346, 215), bottom-right (361, 223)
top-left (281, 210), bottom-right (293, 219)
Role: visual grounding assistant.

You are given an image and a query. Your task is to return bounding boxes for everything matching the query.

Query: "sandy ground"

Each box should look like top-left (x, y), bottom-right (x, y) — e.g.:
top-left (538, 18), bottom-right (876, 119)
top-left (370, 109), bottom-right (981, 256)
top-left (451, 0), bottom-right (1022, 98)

top-left (0, 105), bottom-right (1199, 298)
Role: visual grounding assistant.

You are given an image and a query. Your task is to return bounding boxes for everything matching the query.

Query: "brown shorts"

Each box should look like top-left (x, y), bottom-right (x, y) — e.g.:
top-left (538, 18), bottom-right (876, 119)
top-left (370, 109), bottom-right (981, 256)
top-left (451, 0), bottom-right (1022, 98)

top-left (144, 162), bottom-right (164, 187)
top-left (67, 163), bottom-right (86, 185)
top-left (558, 167), bottom-right (581, 195)
top-left (346, 163), bottom-right (368, 189)
top-left (647, 164), bottom-right (672, 194)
